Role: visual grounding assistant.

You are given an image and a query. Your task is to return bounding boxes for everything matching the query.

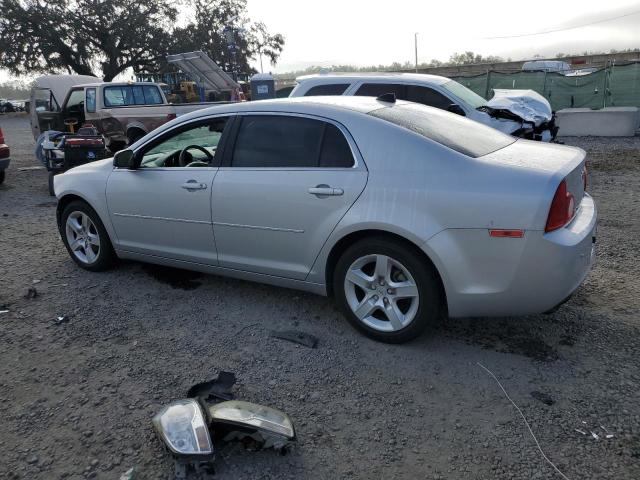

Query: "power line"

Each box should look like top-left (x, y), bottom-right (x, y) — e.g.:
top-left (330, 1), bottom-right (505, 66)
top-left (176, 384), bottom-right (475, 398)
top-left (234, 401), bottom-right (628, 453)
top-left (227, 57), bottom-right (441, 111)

top-left (482, 9), bottom-right (640, 39)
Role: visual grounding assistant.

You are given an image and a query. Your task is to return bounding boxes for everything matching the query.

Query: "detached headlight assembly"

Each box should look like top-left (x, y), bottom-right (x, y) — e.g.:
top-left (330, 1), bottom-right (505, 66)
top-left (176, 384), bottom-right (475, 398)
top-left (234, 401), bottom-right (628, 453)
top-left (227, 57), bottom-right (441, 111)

top-left (152, 399), bottom-right (214, 459)
top-left (209, 400), bottom-right (295, 440)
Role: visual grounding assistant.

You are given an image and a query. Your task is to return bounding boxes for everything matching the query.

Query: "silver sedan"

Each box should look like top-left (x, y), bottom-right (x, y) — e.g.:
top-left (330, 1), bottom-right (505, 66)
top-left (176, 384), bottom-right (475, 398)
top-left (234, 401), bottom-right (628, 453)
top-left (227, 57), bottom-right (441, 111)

top-left (54, 96), bottom-right (596, 343)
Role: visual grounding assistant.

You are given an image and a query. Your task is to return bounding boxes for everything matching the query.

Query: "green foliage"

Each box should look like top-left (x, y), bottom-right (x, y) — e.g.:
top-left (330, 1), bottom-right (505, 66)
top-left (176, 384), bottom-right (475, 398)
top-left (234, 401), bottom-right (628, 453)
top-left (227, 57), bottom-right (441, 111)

top-left (0, 0), bottom-right (283, 80)
top-left (170, 0), bottom-right (284, 76)
top-left (0, 80), bottom-right (32, 99)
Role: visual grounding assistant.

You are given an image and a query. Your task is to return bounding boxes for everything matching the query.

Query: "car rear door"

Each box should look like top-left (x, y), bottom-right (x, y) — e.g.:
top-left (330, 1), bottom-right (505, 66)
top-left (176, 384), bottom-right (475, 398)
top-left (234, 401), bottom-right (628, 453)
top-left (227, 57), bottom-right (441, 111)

top-left (211, 113), bottom-right (367, 280)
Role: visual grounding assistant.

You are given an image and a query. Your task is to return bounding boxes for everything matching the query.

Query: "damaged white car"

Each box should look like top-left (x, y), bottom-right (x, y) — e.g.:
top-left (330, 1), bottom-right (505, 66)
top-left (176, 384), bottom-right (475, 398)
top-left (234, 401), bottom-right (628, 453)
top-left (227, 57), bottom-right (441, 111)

top-left (290, 73), bottom-right (558, 141)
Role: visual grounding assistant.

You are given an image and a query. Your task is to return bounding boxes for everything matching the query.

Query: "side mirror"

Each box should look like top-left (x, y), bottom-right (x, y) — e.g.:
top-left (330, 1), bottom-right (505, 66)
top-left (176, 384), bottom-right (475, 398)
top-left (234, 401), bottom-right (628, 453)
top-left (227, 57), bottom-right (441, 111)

top-left (113, 149), bottom-right (136, 169)
top-left (447, 103), bottom-right (466, 116)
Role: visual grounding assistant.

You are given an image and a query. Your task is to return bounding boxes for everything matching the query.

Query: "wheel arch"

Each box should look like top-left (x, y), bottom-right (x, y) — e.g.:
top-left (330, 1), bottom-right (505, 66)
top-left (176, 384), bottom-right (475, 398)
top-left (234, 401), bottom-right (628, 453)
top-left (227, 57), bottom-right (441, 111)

top-left (324, 229), bottom-right (447, 310)
top-left (56, 193), bottom-right (115, 246)
top-left (126, 124), bottom-right (147, 143)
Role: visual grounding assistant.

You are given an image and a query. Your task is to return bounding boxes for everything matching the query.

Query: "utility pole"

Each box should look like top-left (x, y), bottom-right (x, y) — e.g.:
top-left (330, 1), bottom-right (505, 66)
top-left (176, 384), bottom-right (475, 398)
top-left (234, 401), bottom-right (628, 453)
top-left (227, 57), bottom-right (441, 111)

top-left (414, 33), bottom-right (418, 72)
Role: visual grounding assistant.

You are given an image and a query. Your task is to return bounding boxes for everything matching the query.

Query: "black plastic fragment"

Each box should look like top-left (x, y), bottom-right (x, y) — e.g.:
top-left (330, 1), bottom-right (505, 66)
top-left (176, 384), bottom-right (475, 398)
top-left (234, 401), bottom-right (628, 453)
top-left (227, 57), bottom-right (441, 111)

top-left (187, 371), bottom-right (236, 401)
top-left (271, 330), bottom-right (318, 348)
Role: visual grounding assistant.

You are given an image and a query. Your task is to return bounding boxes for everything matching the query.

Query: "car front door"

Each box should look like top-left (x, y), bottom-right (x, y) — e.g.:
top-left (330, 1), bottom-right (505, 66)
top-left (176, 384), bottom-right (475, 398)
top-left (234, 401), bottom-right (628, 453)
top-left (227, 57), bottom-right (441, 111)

top-left (106, 116), bottom-right (231, 265)
top-left (211, 113), bottom-right (367, 280)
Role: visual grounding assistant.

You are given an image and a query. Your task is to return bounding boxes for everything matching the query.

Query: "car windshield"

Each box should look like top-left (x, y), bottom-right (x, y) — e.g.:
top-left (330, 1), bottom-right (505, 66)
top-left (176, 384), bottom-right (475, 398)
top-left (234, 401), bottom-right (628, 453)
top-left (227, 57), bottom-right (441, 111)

top-left (441, 80), bottom-right (487, 109)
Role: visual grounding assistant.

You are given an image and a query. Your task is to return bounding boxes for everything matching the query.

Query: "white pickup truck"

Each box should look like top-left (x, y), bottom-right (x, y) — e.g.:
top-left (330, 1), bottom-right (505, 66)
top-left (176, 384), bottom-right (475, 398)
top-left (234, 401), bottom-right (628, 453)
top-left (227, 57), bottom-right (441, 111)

top-left (30, 75), bottom-right (229, 151)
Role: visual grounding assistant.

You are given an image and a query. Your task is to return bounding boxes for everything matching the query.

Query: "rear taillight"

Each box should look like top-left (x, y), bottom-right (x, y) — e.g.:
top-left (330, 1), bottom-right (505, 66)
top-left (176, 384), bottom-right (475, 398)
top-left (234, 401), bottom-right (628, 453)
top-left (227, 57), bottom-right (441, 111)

top-left (0, 127), bottom-right (4, 144)
top-left (166, 113), bottom-right (177, 121)
top-left (545, 179), bottom-right (575, 232)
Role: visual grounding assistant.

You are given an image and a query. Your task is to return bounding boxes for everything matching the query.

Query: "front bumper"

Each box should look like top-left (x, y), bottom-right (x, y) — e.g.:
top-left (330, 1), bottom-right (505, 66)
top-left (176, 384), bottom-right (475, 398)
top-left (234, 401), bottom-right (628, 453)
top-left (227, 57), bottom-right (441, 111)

top-left (426, 194), bottom-right (597, 318)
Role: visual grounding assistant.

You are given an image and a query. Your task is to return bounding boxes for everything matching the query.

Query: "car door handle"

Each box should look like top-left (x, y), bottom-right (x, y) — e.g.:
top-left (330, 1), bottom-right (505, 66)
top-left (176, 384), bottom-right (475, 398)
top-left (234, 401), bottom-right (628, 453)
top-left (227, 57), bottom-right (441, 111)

top-left (308, 186), bottom-right (344, 196)
top-left (181, 180), bottom-right (208, 191)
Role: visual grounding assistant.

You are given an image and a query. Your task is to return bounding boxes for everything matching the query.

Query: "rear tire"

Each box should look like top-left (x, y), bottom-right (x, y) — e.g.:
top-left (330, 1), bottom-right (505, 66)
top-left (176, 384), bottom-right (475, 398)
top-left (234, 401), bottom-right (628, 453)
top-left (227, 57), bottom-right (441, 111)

top-left (333, 237), bottom-right (442, 343)
top-left (127, 130), bottom-right (145, 146)
top-left (0, 170), bottom-right (5, 185)
top-left (60, 200), bottom-right (116, 271)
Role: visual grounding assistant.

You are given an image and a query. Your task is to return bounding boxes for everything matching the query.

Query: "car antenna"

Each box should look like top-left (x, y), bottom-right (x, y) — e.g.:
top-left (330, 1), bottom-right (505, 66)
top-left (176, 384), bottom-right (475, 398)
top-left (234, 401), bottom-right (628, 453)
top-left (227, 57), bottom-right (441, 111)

top-left (376, 92), bottom-right (396, 103)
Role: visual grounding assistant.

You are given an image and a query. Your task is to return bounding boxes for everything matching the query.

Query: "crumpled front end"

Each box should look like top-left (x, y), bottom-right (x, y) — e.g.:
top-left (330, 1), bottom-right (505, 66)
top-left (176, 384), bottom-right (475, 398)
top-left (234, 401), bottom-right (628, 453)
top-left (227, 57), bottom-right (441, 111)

top-left (480, 89), bottom-right (559, 141)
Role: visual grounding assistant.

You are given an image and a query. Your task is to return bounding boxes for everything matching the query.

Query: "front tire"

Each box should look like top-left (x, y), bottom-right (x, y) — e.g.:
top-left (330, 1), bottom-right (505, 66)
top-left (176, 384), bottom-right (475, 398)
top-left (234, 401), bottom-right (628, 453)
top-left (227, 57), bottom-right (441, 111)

top-left (60, 200), bottom-right (115, 271)
top-left (334, 237), bottom-right (442, 343)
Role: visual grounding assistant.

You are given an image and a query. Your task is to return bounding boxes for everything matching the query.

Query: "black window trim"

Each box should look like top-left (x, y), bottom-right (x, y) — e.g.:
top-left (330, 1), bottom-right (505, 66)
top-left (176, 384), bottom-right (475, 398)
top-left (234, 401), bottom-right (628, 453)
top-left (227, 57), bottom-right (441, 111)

top-left (122, 114), bottom-right (235, 170)
top-left (221, 111), bottom-right (362, 170)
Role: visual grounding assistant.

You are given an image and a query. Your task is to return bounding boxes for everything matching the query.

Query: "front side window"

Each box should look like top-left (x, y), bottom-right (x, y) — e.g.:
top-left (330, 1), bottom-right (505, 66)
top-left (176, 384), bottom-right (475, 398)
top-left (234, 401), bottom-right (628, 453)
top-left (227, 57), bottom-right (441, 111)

top-left (441, 80), bottom-right (487, 109)
top-left (86, 88), bottom-right (96, 113)
top-left (34, 89), bottom-right (57, 112)
top-left (232, 115), bottom-right (354, 168)
top-left (66, 89), bottom-right (85, 111)
top-left (139, 118), bottom-right (228, 168)
top-left (305, 84), bottom-right (350, 96)
top-left (406, 85), bottom-right (453, 110)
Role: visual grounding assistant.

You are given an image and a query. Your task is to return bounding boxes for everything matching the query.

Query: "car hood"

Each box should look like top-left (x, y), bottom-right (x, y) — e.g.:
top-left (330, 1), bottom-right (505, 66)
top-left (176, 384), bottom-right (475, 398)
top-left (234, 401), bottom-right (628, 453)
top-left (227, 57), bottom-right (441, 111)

top-left (483, 89), bottom-right (553, 127)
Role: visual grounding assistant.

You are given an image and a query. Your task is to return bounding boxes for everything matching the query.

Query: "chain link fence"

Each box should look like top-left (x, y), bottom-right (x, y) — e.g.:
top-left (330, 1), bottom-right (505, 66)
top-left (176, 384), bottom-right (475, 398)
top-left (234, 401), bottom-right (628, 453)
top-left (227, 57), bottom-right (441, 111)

top-left (451, 62), bottom-right (640, 110)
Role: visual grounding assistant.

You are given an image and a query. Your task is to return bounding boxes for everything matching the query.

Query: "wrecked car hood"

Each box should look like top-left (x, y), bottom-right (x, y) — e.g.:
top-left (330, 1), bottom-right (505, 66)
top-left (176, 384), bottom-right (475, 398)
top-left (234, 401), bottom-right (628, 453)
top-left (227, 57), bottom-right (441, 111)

top-left (484, 89), bottom-right (553, 126)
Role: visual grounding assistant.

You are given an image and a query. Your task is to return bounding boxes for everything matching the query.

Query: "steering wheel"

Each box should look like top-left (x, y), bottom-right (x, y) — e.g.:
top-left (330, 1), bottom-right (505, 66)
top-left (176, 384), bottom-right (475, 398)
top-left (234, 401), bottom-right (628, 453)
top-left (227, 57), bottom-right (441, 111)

top-left (178, 145), bottom-right (213, 167)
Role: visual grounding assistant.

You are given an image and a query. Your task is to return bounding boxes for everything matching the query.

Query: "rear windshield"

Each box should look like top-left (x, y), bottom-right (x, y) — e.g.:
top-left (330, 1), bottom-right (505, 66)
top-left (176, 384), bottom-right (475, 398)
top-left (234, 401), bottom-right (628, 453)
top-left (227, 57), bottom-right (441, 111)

top-left (368, 103), bottom-right (515, 158)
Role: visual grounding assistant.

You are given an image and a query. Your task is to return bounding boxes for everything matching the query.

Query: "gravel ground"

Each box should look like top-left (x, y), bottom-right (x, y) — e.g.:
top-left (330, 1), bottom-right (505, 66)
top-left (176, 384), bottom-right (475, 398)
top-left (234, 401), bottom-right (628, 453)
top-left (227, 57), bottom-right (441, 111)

top-left (1, 113), bottom-right (639, 480)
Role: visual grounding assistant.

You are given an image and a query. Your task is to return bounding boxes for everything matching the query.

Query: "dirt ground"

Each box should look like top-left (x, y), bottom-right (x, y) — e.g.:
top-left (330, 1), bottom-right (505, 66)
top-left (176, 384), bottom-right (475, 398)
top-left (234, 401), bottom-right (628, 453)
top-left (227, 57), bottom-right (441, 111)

top-left (1, 112), bottom-right (639, 480)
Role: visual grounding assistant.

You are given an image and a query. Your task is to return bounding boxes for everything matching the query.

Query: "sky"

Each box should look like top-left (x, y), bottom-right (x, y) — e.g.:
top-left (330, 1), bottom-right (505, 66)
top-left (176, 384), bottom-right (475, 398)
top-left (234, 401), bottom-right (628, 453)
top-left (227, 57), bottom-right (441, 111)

top-left (247, 0), bottom-right (640, 73)
top-left (1, 0), bottom-right (640, 83)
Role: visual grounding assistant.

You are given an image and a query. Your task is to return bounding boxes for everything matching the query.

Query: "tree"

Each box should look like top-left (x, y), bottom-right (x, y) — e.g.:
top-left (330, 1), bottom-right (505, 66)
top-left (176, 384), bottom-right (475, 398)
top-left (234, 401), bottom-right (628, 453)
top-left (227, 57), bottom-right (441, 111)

top-left (448, 51), bottom-right (504, 65)
top-left (0, 0), bottom-right (177, 81)
top-left (170, 0), bottom-right (284, 76)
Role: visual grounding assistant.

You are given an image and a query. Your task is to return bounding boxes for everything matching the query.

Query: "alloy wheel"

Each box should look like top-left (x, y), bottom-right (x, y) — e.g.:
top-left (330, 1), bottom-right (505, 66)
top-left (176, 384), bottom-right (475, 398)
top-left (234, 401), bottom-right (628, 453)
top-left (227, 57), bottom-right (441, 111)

top-left (343, 254), bottom-right (420, 332)
top-left (65, 211), bottom-right (101, 264)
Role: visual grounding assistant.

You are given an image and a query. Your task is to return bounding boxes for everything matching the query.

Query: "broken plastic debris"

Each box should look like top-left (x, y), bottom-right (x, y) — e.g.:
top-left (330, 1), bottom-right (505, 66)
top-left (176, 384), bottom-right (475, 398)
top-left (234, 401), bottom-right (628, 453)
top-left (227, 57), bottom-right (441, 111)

top-left (118, 467), bottom-right (135, 480)
top-left (575, 429), bottom-right (587, 435)
top-left (591, 431), bottom-right (600, 440)
top-left (270, 330), bottom-right (318, 348)
top-left (0, 305), bottom-right (9, 314)
top-left (52, 315), bottom-right (70, 325)
top-left (24, 287), bottom-right (38, 299)
top-left (187, 371), bottom-right (236, 402)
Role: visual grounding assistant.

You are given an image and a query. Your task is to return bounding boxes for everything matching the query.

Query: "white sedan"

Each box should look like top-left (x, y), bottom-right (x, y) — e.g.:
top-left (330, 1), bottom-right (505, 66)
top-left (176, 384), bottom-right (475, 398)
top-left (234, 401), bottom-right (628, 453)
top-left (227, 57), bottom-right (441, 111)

top-left (54, 96), bottom-right (596, 343)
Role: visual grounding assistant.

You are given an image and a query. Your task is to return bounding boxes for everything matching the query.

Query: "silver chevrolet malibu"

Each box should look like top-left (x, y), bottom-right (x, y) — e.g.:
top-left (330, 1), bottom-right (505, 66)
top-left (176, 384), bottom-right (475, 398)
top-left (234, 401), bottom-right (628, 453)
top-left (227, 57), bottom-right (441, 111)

top-left (54, 96), bottom-right (596, 343)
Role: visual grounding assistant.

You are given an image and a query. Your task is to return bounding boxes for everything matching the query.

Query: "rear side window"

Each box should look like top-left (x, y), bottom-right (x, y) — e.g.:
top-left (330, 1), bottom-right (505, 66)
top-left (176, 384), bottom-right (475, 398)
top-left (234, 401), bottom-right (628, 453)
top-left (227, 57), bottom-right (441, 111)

top-left (304, 84), bottom-right (350, 96)
top-left (104, 85), bottom-right (164, 107)
top-left (232, 115), bottom-right (354, 168)
top-left (369, 103), bottom-right (515, 158)
top-left (320, 124), bottom-right (354, 167)
top-left (355, 83), bottom-right (406, 98)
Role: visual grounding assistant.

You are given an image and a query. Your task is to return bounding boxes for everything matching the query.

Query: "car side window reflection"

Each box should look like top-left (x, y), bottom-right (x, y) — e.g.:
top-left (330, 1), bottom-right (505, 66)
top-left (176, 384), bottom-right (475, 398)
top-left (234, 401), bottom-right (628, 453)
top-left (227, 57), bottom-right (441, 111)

top-left (139, 119), bottom-right (228, 169)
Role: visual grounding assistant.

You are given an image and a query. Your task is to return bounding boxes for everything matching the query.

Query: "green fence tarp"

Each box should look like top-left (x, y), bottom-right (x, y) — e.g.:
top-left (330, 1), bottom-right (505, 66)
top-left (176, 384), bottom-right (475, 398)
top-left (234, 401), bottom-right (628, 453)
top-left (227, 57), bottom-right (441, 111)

top-left (451, 63), bottom-right (640, 111)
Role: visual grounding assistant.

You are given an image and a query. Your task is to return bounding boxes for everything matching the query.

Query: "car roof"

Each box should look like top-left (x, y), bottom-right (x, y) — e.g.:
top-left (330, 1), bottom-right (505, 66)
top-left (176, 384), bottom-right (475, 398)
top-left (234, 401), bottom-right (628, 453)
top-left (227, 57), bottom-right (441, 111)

top-left (156, 96), bottom-right (414, 132)
top-left (72, 82), bottom-right (162, 88)
top-left (295, 72), bottom-right (450, 86)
